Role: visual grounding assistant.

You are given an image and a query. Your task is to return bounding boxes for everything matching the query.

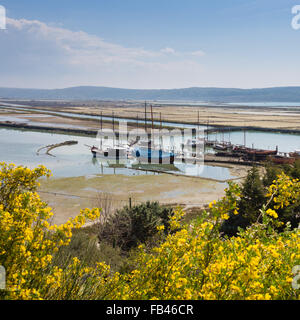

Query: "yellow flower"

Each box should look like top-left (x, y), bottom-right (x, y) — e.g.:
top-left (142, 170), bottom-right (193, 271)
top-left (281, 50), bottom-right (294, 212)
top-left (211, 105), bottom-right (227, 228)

top-left (209, 200), bottom-right (216, 209)
top-left (266, 209), bottom-right (278, 219)
top-left (221, 213), bottom-right (229, 220)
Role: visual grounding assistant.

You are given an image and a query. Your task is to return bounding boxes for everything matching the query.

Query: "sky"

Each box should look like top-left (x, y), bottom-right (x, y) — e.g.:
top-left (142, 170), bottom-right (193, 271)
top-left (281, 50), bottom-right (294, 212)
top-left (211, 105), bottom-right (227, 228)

top-left (0, 0), bottom-right (300, 89)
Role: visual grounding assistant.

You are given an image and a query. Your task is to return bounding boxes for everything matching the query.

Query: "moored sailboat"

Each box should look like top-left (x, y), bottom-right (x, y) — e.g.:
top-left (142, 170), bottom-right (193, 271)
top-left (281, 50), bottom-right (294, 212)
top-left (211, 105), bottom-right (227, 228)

top-left (132, 147), bottom-right (175, 164)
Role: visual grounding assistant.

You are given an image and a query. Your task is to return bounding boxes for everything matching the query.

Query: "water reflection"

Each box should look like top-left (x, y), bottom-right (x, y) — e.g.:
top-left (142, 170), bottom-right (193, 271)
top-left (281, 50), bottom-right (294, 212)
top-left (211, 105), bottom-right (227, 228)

top-left (0, 128), bottom-right (236, 181)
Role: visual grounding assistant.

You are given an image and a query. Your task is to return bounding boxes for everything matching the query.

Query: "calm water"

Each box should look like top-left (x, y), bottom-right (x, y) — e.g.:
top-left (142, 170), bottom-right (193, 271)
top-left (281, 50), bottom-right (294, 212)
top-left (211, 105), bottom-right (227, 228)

top-left (3, 105), bottom-right (299, 179)
top-left (0, 128), bottom-right (148, 177)
top-left (0, 128), bottom-right (236, 181)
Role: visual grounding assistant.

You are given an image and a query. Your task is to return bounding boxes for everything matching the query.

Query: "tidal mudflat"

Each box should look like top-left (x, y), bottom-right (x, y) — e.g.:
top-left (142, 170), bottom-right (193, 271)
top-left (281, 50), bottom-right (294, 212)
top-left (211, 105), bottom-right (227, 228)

top-left (39, 174), bottom-right (228, 225)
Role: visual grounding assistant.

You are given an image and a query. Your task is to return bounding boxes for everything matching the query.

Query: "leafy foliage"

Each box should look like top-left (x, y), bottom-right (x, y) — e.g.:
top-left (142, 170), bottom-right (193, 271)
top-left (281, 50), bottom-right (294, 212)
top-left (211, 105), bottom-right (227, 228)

top-left (0, 163), bottom-right (100, 299)
top-left (0, 163), bottom-right (299, 300)
top-left (98, 201), bottom-right (173, 251)
top-left (221, 164), bottom-right (300, 236)
top-left (221, 166), bottom-right (265, 236)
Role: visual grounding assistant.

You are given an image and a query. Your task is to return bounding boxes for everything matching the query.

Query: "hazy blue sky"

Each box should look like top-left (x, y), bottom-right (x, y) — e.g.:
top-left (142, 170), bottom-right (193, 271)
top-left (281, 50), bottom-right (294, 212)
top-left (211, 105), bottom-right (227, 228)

top-left (0, 0), bottom-right (300, 89)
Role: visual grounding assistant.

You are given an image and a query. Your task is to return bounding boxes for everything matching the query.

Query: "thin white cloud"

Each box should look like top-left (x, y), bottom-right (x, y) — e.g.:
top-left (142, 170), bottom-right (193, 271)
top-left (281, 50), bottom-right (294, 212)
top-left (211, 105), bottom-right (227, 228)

top-left (190, 50), bottom-right (205, 57)
top-left (7, 18), bottom-right (162, 62)
top-left (0, 18), bottom-right (206, 89)
top-left (160, 47), bottom-right (176, 54)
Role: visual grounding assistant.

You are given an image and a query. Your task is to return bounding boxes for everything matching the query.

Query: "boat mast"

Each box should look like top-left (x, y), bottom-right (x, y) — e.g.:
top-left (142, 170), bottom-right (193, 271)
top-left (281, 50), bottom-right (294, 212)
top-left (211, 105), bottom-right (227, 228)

top-left (244, 123), bottom-right (246, 147)
top-left (144, 101), bottom-right (147, 133)
top-left (112, 111), bottom-right (115, 147)
top-left (151, 104), bottom-right (154, 131)
top-left (160, 111), bottom-right (162, 129)
top-left (100, 111), bottom-right (103, 149)
top-left (206, 118), bottom-right (209, 141)
top-left (100, 111), bottom-right (103, 130)
top-left (144, 101), bottom-right (151, 152)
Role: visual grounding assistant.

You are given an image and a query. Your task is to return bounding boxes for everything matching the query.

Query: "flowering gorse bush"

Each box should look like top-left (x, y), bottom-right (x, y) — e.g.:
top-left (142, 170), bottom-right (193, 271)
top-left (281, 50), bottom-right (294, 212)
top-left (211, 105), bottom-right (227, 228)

top-left (101, 181), bottom-right (299, 300)
top-left (0, 163), bottom-right (100, 299)
top-left (0, 164), bottom-right (299, 300)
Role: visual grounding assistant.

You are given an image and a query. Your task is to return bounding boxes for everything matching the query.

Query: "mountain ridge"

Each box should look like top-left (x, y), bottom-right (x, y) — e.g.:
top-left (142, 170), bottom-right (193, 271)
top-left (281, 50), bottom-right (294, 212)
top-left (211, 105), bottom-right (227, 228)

top-left (1, 86), bottom-right (300, 102)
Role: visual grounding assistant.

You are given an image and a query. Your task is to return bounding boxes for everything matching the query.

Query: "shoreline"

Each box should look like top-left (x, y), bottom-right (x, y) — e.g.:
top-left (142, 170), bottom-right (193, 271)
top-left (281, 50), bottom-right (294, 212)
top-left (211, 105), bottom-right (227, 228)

top-left (0, 105), bottom-right (267, 225)
top-left (2, 118), bottom-right (300, 136)
top-left (38, 173), bottom-right (230, 225)
top-left (4, 101), bottom-right (300, 132)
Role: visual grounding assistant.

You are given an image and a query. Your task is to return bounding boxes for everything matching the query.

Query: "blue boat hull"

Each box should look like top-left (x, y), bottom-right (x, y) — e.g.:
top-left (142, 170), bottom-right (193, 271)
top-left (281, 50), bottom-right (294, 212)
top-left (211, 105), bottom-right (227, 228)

top-left (133, 147), bottom-right (175, 164)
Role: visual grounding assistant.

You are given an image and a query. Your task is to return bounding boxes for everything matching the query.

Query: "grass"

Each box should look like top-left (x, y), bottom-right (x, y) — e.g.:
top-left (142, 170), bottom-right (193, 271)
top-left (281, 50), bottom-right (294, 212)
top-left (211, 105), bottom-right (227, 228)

top-left (51, 200), bottom-right (207, 275)
top-left (52, 226), bottom-right (125, 273)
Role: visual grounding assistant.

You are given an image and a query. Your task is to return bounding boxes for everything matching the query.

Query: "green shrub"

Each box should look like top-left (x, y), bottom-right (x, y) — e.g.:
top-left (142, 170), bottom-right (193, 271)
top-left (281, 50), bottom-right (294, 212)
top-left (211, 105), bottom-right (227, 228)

top-left (221, 166), bottom-right (265, 236)
top-left (98, 201), bottom-right (173, 251)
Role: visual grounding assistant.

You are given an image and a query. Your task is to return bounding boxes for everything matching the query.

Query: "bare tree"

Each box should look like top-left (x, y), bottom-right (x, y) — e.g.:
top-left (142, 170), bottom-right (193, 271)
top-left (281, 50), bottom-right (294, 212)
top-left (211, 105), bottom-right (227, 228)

top-left (94, 192), bottom-right (117, 234)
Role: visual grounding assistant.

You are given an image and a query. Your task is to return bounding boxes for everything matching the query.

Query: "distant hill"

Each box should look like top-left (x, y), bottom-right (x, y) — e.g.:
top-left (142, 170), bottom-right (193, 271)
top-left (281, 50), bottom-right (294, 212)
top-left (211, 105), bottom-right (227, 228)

top-left (1, 86), bottom-right (300, 102)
